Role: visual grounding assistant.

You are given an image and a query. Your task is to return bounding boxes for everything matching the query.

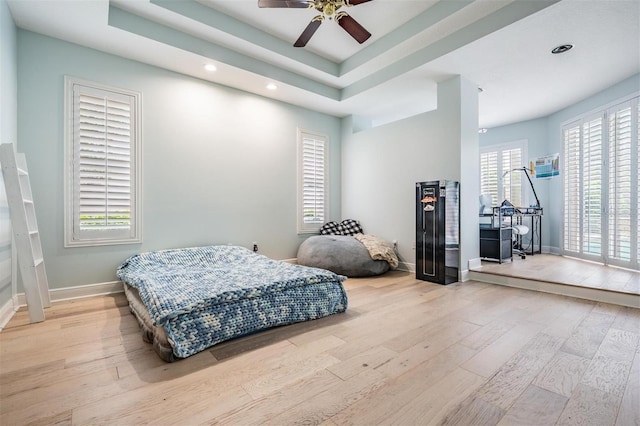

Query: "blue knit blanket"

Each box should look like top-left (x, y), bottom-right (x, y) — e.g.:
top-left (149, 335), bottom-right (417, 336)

top-left (117, 245), bottom-right (348, 358)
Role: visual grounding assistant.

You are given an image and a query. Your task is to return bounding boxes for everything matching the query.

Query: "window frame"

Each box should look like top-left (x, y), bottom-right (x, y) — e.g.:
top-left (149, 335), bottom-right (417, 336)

top-left (63, 76), bottom-right (142, 247)
top-left (561, 93), bottom-right (639, 270)
top-left (296, 128), bottom-right (329, 234)
top-left (479, 139), bottom-right (529, 208)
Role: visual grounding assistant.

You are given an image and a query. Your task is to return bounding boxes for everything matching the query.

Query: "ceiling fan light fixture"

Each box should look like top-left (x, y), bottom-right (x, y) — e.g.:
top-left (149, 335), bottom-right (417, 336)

top-left (551, 44), bottom-right (573, 54)
top-left (322, 2), bottom-right (336, 17)
top-left (258, 0), bottom-right (372, 47)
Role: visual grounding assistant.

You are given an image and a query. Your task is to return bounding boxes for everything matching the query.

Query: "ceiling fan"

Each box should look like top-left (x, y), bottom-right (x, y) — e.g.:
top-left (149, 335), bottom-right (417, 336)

top-left (258, 0), bottom-right (373, 47)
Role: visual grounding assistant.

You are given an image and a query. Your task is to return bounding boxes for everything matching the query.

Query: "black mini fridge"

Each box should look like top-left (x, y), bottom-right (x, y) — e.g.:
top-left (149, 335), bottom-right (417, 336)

top-left (416, 180), bottom-right (460, 285)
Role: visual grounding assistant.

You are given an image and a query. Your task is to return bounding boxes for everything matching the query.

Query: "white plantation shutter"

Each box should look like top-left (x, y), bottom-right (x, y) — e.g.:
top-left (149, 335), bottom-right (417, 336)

top-left (502, 148), bottom-right (523, 205)
top-left (479, 141), bottom-right (527, 208)
top-left (608, 100), bottom-right (638, 265)
top-left (302, 137), bottom-right (325, 224)
top-left (563, 123), bottom-right (581, 253)
top-left (65, 78), bottom-right (141, 247)
top-left (76, 90), bottom-right (131, 229)
top-left (582, 116), bottom-right (603, 256)
top-left (297, 129), bottom-right (328, 233)
top-left (480, 151), bottom-right (498, 205)
top-left (561, 95), bottom-right (638, 270)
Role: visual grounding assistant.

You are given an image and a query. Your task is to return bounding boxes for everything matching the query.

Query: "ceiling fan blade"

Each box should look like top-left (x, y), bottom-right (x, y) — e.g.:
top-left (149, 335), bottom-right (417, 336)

top-left (258, 0), bottom-right (312, 8)
top-left (294, 17), bottom-right (323, 47)
top-left (345, 0), bottom-right (373, 5)
top-left (336, 13), bottom-right (371, 44)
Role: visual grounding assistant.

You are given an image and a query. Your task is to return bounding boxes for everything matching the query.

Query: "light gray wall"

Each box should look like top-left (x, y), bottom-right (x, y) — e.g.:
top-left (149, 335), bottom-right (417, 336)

top-left (0, 0), bottom-right (16, 309)
top-left (480, 73), bottom-right (640, 252)
top-left (341, 76), bottom-right (479, 276)
top-left (17, 30), bottom-right (342, 289)
top-left (459, 77), bottom-right (481, 272)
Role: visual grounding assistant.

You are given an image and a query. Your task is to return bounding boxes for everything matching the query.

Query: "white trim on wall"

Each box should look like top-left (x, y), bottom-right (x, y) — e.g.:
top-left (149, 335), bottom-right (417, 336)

top-left (0, 296), bottom-right (18, 330)
top-left (397, 261), bottom-right (415, 273)
top-left (297, 128), bottom-right (330, 234)
top-left (0, 280), bottom-right (125, 330)
top-left (1, 280), bottom-right (125, 330)
top-left (63, 76), bottom-right (143, 248)
top-left (468, 257), bottom-right (482, 270)
top-left (15, 281), bottom-right (124, 306)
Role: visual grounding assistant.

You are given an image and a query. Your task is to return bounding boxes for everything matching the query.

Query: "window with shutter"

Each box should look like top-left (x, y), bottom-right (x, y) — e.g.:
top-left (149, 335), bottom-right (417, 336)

top-left (64, 77), bottom-right (142, 247)
top-left (563, 123), bottom-right (581, 253)
top-left (561, 95), bottom-right (639, 270)
top-left (608, 101), bottom-right (638, 264)
top-left (582, 116), bottom-right (603, 256)
top-left (479, 140), bottom-right (528, 208)
top-left (297, 129), bottom-right (328, 233)
top-left (480, 151), bottom-right (498, 205)
top-left (502, 148), bottom-right (524, 205)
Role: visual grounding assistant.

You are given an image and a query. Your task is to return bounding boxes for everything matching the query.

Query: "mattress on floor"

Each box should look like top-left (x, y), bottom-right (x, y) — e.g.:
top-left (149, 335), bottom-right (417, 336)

top-left (117, 245), bottom-right (348, 361)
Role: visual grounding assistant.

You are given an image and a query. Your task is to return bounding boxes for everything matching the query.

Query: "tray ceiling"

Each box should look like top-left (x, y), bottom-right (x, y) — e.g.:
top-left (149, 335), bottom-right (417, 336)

top-left (8, 0), bottom-right (640, 128)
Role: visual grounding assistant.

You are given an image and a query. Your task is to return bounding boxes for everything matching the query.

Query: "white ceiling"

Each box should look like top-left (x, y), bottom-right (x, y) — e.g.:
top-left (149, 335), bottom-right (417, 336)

top-left (8, 0), bottom-right (640, 128)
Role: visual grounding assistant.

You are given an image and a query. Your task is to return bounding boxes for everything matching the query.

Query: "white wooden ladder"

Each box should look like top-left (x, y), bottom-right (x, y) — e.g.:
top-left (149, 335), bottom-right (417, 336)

top-left (0, 143), bottom-right (50, 323)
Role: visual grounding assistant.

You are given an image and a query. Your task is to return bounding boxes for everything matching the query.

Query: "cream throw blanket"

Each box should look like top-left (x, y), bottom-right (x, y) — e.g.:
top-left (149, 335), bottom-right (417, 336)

top-left (354, 234), bottom-right (399, 269)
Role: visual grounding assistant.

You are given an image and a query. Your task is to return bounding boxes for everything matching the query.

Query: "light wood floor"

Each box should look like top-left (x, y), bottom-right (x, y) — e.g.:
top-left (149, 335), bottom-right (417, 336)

top-left (1, 272), bottom-right (639, 425)
top-left (476, 254), bottom-right (640, 295)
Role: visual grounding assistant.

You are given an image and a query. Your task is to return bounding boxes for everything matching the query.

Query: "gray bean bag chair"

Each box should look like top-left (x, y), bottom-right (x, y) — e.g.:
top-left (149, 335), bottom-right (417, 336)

top-left (297, 235), bottom-right (390, 277)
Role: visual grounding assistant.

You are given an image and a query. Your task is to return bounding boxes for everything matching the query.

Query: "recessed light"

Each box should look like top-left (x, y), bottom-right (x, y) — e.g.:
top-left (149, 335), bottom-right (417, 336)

top-left (551, 44), bottom-right (573, 54)
top-left (204, 64), bottom-right (217, 72)
top-left (266, 83), bottom-right (277, 90)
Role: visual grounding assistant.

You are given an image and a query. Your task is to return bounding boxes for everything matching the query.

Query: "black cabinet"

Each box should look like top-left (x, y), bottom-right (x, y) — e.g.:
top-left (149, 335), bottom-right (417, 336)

top-left (479, 225), bottom-right (512, 262)
top-left (416, 180), bottom-right (459, 285)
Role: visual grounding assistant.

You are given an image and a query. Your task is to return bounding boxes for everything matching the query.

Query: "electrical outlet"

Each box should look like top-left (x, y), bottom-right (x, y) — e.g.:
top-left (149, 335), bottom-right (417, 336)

top-left (252, 242), bottom-right (258, 252)
top-left (392, 240), bottom-right (398, 251)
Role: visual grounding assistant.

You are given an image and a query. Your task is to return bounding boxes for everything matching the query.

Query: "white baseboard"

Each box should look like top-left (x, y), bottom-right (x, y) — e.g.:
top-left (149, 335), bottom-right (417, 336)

top-left (15, 281), bottom-right (124, 308)
top-left (463, 258), bottom-right (483, 283)
top-left (543, 246), bottom-right (560, 255)
top-left (468, 257), bottom-right (482, 270)
top-left (1, 280), bottom-right (126, 331)
top-left (397, 261), bottom-right (415, 273)
top-left (0, 281), bottom-right (124, 331)
top-left (0, 297), bottom-right (19, 331)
